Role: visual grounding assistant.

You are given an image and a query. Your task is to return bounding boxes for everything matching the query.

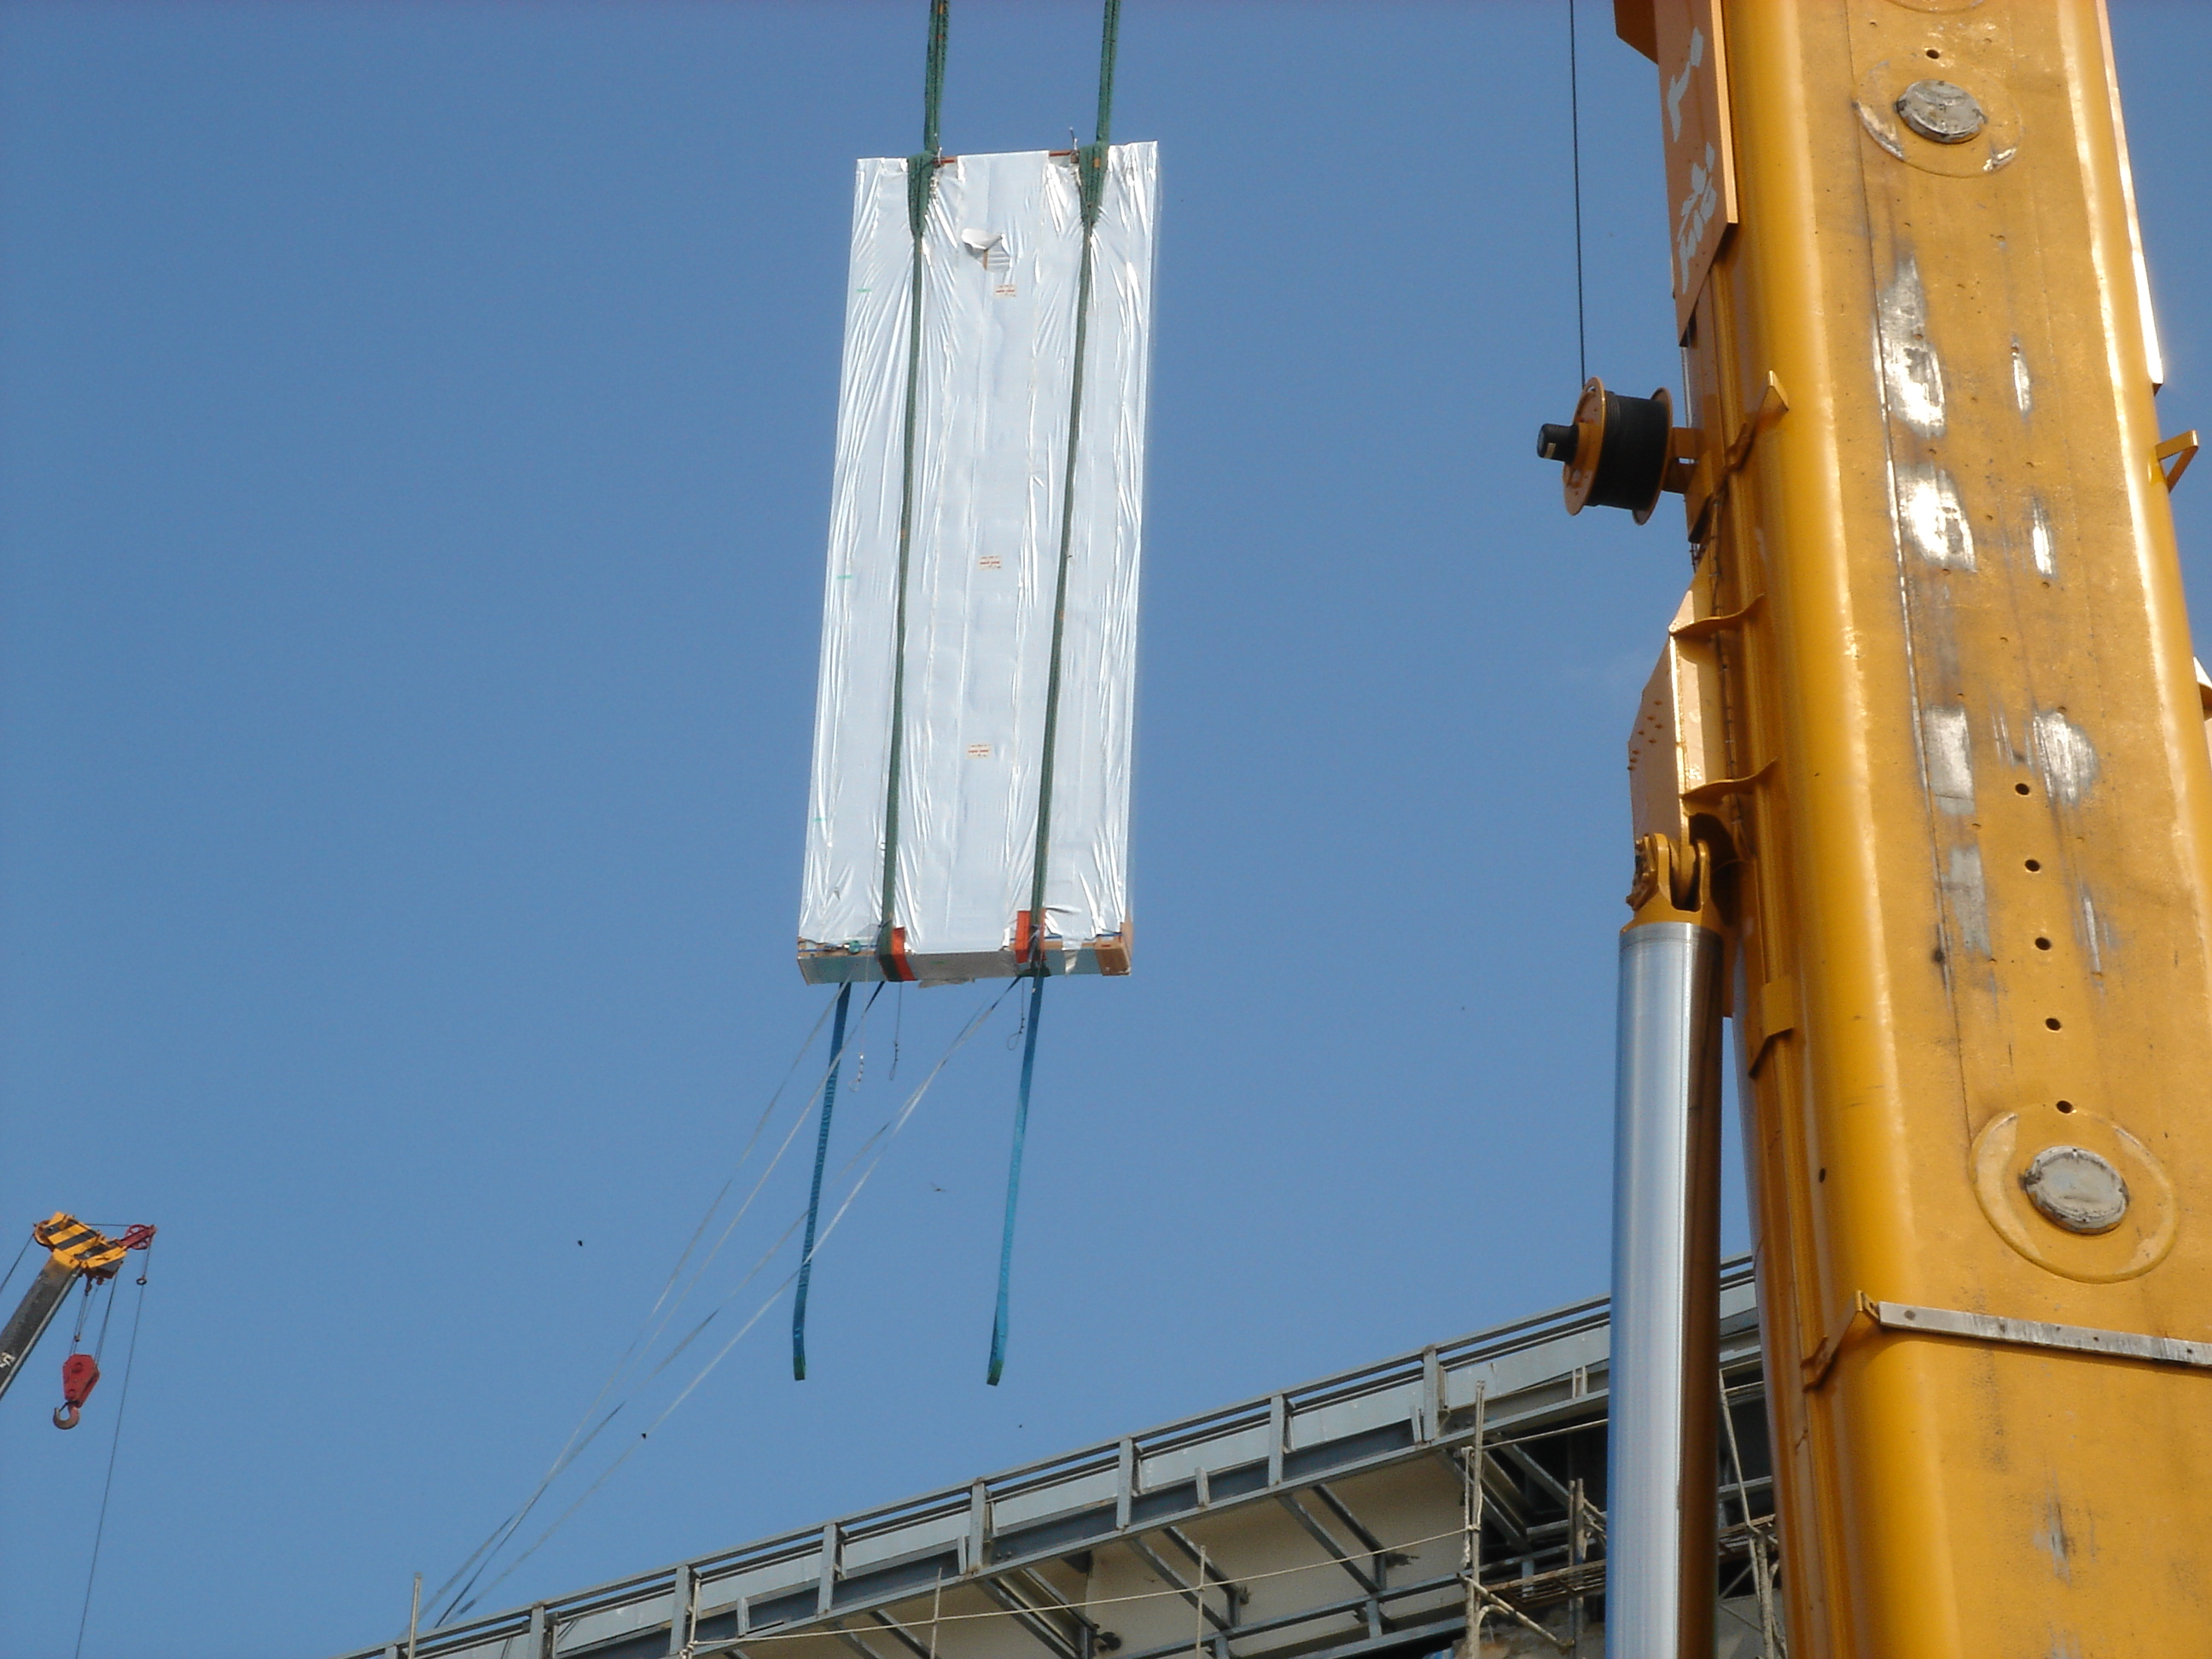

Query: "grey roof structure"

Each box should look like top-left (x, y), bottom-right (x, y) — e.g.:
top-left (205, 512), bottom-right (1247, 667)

top-left (338, 1263), bottom-right (1777, 1659)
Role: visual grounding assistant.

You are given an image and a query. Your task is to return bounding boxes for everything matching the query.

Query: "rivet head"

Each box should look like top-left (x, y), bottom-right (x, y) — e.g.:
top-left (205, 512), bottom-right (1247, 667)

top-left (1895, 79), bottom-right (1988, 145)
top-left (2021, 1145), bottom-right (2129, 1235)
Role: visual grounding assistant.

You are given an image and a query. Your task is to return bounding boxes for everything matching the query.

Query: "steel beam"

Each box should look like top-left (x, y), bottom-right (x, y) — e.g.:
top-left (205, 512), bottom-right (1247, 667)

top-left (1272, 1494), bottom-right (1375, 1595)
top-left (1120, 1538), bottom-right (1231, 1636)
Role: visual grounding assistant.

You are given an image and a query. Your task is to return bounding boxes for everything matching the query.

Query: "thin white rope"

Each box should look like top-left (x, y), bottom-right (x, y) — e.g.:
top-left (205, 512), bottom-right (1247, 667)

top-left (432, 999), bottom-right (858, 1621)
top-left (626, 983), bottom-right (1009, 1400)
top-left (447, 987), bottom-right (1013, 1620)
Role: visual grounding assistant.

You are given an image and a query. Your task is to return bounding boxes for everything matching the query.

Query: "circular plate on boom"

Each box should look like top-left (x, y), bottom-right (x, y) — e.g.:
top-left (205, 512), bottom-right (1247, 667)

top-left (1970, 1104), bottom-right (2177, 1283)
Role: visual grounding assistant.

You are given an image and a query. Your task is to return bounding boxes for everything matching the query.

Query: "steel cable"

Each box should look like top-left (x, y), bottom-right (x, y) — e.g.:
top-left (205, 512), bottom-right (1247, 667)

top-left (1568, 0), bottom-right (1587, 384)
top-left (72, 1270), bottom-right (148, 1659)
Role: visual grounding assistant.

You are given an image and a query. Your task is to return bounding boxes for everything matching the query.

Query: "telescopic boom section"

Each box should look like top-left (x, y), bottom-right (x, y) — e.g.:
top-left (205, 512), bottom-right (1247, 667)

top-left (1556, 3), bottom-right (2212, 1653)
top-left (0, 1257), bottom-right (79, 1405)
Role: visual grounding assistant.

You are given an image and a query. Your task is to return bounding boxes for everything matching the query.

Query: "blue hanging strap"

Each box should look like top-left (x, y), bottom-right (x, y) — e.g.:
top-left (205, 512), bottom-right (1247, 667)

top-left (793, 982), bottom-right (854, 1381)
top-left (987, 970), bottom-right (1046, 1386)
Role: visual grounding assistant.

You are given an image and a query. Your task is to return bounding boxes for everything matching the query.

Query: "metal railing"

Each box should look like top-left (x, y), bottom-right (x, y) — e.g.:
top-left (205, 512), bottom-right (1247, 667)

top-left (342, 1261), bottom-right (1761, 1659)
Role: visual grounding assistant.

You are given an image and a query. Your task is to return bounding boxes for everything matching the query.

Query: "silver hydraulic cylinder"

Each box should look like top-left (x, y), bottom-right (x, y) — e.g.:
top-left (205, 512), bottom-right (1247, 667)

top-left (1607, 916), bottom-right (1726, 1659)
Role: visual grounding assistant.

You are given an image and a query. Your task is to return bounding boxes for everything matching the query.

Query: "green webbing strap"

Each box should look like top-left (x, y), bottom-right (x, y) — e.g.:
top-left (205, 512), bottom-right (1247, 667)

top-left (1082, 0), bottom-right (1120, 224)
top-left (1019, 0), bottom-right (1121, 969)
top-left (991, 0), bottom-right (1122, 1388)
top-left (878, 0), bottom-right (952, 981)
top-left (909, 0), bottom-right (948, 236)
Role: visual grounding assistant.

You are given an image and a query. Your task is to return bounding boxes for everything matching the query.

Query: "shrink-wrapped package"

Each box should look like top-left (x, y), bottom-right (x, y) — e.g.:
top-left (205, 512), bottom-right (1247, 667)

top-left (799, 143), bottom-right (1157, 985)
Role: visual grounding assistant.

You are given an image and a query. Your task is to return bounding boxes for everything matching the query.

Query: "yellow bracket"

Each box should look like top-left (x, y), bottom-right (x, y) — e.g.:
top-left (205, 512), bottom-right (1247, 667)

top-left (1680, 758), bottom-right (1777, 808)
top-left (1800, 1292), bottom-right (1878, 1390)
top-left (1626, 830), bottom-right (1726, 930)
top-left (1669, 593), bottom-right (1766, 641)
top-left (2157, 429), bottom-right (2199, 492)
top-left (1688, 372), bottom-right (1790, 543)
top-left (1724, 372), bottom-right (1791, 476)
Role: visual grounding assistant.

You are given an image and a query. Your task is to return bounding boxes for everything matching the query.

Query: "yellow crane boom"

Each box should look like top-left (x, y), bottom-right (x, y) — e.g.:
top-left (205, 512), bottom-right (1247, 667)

top-left (0, 1213), bottom-right (154, 1427)
top-left (1552, 3), bottom-right (2212, 1652)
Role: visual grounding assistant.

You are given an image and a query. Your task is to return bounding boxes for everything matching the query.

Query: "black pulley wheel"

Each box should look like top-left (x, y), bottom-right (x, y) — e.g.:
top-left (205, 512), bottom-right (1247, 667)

top-left (1554, 379), bottom-right (1674, 524)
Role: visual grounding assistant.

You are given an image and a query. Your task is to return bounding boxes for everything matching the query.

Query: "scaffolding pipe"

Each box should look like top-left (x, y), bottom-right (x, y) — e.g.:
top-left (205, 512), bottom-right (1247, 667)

top-left (1607, 914), bottom-right (1725, 1659)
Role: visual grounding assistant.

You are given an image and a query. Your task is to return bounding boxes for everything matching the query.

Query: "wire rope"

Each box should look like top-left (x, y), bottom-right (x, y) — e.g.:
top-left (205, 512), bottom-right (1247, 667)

top-left (90, 1272), bottom-right (119, 1362)
top-left (66, 1272), bottom-right (96, 1349)
top-left (1568, 0), bottom-right (1587, 384)
top-left (71, 1270), bottom-right (148, 1659)
top-left (0, 1231), bottom-right (32, 1303)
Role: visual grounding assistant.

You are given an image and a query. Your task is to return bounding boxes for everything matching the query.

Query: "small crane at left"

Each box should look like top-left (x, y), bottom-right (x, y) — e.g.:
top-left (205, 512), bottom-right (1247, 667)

top-left (0, 1213), bottom-right (154, 1429)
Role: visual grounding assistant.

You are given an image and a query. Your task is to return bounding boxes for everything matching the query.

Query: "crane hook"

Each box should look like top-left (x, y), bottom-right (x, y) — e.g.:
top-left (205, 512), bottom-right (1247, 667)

top-left (54, 1351), bottom-right (100, 1430)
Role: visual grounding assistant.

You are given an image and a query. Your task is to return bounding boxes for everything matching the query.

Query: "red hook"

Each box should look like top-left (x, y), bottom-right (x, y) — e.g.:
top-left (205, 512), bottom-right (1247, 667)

top-left (54, 1352), bottom-right (100, 1430)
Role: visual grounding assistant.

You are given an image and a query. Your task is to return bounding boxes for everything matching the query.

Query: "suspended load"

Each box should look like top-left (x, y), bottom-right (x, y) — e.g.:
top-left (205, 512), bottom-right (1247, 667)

top-left (799, 141), bottom-right (1159, 986)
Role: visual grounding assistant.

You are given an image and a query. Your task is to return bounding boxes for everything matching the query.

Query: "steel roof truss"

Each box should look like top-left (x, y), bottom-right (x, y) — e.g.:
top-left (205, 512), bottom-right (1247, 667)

top-left (864, 1609), bottom-right (936, 1659)
top-left (834, 1621), bottom-right (899, 1659)
top-left (1271, 1494), bottom-right (1376, 1597)
top-left (1496, 1443), bottom-right (1576, 1518)
top-left (976, 1571), bottom-right (1086, 1659)
top-left (1107, 1573), bottom-right (1467, 1659)
top-left (1121, 1536), bottom-right (1233, 1635)
top-left (1304, 1486), bottom-right (1384, 1561)
top-left (1156, 1527), bottom-right (1243, 1608)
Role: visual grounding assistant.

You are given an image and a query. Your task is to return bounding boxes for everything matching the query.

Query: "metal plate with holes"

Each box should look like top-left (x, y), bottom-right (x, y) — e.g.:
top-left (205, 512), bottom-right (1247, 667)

top-left (1871, 1301), bottom-right (2212, 1371)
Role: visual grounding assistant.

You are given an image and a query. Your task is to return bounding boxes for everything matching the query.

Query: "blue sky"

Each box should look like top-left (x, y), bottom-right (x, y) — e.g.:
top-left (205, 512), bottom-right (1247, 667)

top-left (2, 3), bottom-right (2208, 1655)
